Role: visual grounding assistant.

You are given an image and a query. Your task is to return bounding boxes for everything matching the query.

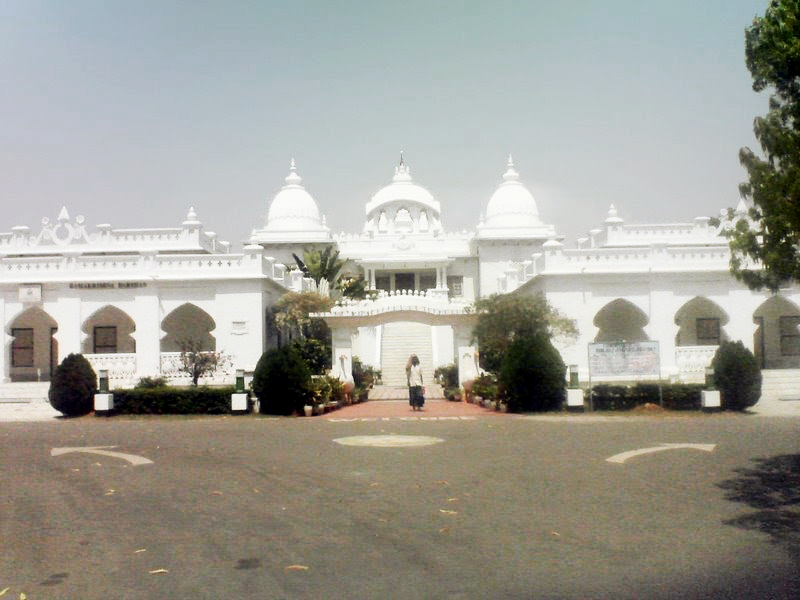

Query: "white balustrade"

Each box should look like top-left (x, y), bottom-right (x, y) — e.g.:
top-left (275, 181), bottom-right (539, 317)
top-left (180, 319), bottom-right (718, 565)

top-left (159, 352), bottom-right (233, 385)
top-left (675, 346), bottom-right (718, 382)
top-left (85, 354), bottom-right (137, 384)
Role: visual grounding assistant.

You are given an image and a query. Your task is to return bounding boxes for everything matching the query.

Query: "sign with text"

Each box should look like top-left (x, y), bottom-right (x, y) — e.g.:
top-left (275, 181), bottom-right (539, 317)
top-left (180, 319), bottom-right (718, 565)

top-left (588, 341), bottom-right (660, 378)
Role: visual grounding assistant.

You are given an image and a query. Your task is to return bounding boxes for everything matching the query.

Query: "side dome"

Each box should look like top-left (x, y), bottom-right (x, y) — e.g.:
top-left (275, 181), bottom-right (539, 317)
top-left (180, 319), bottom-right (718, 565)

top-left (483, 156), bottom-right (541, 229)
top-left (265, 160), bottom-right (324, 231)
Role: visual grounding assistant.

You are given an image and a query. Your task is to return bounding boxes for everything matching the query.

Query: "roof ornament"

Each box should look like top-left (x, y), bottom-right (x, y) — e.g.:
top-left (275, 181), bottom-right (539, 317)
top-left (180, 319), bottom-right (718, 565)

top-left (502, 154), bottom-right (520, 182)
top-left (284, 158), bottom-right (303, 187)
top-left (393, 151), bottom-right (412, 182)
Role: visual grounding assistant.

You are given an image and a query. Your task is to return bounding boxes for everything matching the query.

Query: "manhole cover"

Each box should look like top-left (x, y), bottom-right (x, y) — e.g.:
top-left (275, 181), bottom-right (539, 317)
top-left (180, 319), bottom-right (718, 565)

top-left (333, 435), bottom-right (444, 447)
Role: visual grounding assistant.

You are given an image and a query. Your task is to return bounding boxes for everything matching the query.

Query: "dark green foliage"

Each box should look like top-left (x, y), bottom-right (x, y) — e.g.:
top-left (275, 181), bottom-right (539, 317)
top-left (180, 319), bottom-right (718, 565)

top-left (352, 356), bottom-right (380, 389)
top-left (499, 335), bottom-right (566, 413)
top-left (253, 345), bottom-right (311, 415)
top-left (434, 364), bottom-right (459, 389)
top-left (590, 384), bottom-right (703, 411)
top-left (589, 385), bottom-right (632, 411)
top-left (49, 353), bottom-right (97, 417)
top-left (135, 376), bottom-right (170, 389)
top-left (113, 386), bottom-right (234, 414)
top-left (471, 372), bottom-right (499, 400)
top-left (292, 338), bottom-right (330, 374)
top-left (730, 1), bottom-right (800, 290)
top-left (472, 293), bottom-right (577, 372)
top-left (711, 341), bottom-right (762, 411)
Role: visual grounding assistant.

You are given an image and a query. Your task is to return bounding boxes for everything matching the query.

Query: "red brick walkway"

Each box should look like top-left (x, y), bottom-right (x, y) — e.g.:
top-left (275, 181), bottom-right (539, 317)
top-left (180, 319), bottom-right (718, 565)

top-left (323, 398), bottom-right (504, 419)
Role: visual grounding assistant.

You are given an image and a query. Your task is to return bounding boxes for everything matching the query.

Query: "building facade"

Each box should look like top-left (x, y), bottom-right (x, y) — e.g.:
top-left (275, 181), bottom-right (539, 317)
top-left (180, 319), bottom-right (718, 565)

top-left (2, 157), bottom-right (797, 401)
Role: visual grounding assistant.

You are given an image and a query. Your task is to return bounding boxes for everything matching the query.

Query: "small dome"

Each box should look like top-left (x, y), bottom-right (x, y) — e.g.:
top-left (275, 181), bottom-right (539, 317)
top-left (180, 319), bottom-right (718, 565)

top-left (483, 156), bottom-right (541, 229)
top-left (265, 160), bottom-right (324, 231)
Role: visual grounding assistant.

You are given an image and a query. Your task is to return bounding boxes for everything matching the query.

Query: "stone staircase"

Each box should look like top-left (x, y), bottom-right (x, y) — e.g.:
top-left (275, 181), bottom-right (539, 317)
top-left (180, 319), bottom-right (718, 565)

top-left (380, 321), bottom-right (434, 387)
top-left (0, 382), bottom-right (51, 403)
top-left (760, 369), bottom-right (800, 402)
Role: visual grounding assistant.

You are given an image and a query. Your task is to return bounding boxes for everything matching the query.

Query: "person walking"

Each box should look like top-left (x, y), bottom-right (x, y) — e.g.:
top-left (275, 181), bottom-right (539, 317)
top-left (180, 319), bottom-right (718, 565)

top-left (407, 354), bottom-right (424, 411)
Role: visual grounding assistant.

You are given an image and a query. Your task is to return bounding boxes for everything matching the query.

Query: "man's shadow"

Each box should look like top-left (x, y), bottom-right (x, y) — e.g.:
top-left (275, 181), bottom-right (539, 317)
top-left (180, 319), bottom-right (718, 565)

top-left (717, 453), bottom-right (800, 560)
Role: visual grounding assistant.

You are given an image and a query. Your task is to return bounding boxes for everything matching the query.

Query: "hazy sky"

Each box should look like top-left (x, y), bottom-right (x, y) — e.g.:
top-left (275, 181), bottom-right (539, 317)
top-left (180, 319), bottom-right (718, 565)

top-left (0, 0), bottom-right (769, 249)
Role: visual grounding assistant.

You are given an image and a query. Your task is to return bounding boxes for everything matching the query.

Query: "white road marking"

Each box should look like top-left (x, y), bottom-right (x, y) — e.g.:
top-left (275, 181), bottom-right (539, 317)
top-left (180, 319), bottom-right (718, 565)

top-left (51, 446), bottom-right (153, 466)
top-left (606, 443), bottom-right (716, 464)
top-left (327, 416), bottom-right (477, 422)
top-left (333, 435), bottom-right (444, 447)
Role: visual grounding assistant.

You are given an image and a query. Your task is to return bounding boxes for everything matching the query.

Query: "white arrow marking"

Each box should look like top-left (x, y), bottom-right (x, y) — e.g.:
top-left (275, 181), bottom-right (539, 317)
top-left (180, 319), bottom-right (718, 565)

top-left (51, 446), bottom-right (153, 466)
top-left (606, 443), bottom-right (716, 464)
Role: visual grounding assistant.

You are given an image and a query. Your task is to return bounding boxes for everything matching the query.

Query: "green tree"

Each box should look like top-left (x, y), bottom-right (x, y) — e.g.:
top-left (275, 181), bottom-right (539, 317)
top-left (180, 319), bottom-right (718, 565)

top-left (471, 293), bottom-right (577, 373)
top-left (178, 338), bottom-right (229, 386)
top-left (293, 247), bottom-right (367, 299)
top-left (499, 334), bottom-right (566, 413)
top-left (730, 0), bottom-right (800, 291)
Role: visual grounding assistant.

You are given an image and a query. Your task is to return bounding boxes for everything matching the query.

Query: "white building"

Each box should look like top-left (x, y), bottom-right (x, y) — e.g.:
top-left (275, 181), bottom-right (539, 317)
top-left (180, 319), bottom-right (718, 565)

top-left (2, 156), bottom-right (798, 404)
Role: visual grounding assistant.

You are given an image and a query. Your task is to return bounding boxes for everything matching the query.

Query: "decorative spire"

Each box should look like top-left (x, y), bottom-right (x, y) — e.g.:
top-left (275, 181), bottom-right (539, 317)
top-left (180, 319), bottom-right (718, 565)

top-left (58, 206), bottom-right (70, 222)
top-left (284, 158), bottom-right (303, 187)
top-left (502, 154), bottom-right (520, 182)
top-left (393, 152), bottom-right (412, 182)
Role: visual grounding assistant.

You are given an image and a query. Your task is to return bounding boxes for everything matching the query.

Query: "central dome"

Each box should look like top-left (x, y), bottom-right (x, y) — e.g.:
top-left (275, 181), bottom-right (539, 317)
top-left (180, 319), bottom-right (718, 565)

top-left (483, 156), bottom-right (541, 229)
top-left (363, 159), bottom-right (443, 236)
top-left (365, 163), bottom-right (440, 215)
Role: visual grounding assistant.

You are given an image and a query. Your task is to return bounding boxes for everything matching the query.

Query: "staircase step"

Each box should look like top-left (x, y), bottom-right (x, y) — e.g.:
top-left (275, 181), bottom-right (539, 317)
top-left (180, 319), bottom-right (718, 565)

top-left (0, 383), bottom-right (51, 403)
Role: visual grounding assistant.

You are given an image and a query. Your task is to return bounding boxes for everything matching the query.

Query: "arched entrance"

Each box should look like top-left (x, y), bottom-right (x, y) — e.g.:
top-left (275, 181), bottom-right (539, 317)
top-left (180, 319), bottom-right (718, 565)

top-left (7, 307), bottom-right (58, 382)
top-left (753, 296), bottom-right (800, 369)
top-left (674, 297), bottom-right (729, 347)
top-left (160, 304), bottom-right (216, 352)
top-left (82, 305), bottom-right (136, 354)
top-left (593, 299), bottom-right (649, 342)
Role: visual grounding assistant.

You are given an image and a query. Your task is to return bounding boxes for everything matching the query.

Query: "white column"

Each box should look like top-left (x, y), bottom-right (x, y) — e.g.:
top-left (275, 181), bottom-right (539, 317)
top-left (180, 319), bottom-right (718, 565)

top-left (49, 296), bottom-right (83, 357)
top-left (132, 292), bottom-right (161, 379)
top-left (331, 327), bottom-right (354, 381)
top-left (0, 296), bottom-right (7, 382)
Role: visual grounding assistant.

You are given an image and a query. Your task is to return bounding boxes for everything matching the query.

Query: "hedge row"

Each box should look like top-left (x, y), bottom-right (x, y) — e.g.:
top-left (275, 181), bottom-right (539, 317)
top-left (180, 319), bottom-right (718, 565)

top-left (112, 386), bottom-right (236, 414)
top-left (589, 384), bottom-right (704, 411)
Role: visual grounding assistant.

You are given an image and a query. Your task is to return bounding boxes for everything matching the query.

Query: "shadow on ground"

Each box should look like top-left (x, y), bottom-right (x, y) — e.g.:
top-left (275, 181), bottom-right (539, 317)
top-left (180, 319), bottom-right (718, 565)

top-left (717, 453), bottom-right (800, 560)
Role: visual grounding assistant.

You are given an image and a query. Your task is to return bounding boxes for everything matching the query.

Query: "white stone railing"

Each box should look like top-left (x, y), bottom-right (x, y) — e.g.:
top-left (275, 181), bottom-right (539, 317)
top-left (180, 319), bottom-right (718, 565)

top-left (675, 345), bottom-right (718, 382)
top-left (159, 352), bottom-right (233, 385)
top-left (85, 353), bottom-right (137, 383)
top-left (537, 245), bottom-right (731, 275)
top-left (0, 249), bottom-right (288, 284)
top-left (322, 288), bottom-right (471, 317)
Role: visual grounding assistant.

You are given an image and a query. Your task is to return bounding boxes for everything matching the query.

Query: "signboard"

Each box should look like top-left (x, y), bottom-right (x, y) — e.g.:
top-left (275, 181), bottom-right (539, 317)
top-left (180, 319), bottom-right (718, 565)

top-left (588, 341), bottom-right (660, 379)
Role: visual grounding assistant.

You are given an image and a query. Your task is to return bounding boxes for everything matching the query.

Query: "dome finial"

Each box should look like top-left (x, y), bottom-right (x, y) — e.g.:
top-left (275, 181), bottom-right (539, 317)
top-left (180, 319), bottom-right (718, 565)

top-left (399, 150), bottom-right (404, 166)
top-left (502, 155), bottom-right (520, 182)
top-left (285, 158), bottom-right (302, 186)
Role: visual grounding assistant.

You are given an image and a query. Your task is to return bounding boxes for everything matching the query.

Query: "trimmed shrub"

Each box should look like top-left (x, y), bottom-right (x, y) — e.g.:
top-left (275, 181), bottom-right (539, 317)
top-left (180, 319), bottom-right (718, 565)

top-left (471, 372), bottom-right (499, 400)
top-left (49, 353), bottom-right (97, 417)
top-left (499, 335), bottom-right (566, 413)
top-left (589, 385), bottom-right (632, 411)
top-left (135, 376), bottom-right (170, 389)
top-left (591, 383), bottom-right (703, 411)
top-left (711, 341), bottom-right (762, 411)
top-left (113, 386), bottom-right (234, 414)
top-left (253, 345), bottom-right (311, 415)
top-left (434, 364), bottom-right (459, 389)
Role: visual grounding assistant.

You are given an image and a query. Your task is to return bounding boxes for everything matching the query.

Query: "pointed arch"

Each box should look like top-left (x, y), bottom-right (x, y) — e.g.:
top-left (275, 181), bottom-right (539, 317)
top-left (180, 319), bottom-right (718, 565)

top-left (753, 296), bottom-right (800, 369)
top-left (161, 303), bottom-right (216, 352)
top-left (82, 305), bottom-right (136, 354)
top-left (593, 299), bottom-right (649, 343)
top-left (7, 306), bottom-right (58, 381)
top-left (674, 297), bottom-right (729, 346)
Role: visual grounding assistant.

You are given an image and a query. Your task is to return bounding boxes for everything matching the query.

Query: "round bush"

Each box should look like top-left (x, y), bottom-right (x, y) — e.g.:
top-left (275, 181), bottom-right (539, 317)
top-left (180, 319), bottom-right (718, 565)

top-left (49, 353), bottom-right (97, 417)
top-left (499, 335), bottom-right (566, 413)
top-left (253, 345), bottom-right (311, 415)
top-left (711, 341), bottom-right (762, 411)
